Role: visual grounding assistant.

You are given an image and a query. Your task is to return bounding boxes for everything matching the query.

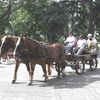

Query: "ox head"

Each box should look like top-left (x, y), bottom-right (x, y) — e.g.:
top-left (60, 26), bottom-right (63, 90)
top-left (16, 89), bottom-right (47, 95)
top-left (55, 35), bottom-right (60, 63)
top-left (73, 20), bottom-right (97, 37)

top-left (0, 35), bottom-right (17, 57)
top-left (13, 36), bottom-right (27, 58)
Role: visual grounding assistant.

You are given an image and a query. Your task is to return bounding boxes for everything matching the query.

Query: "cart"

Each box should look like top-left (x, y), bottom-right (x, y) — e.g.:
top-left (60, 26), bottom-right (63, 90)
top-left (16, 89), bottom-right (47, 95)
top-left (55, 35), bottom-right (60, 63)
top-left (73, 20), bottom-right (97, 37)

top-left (65, 48), bottom-right (98, 75)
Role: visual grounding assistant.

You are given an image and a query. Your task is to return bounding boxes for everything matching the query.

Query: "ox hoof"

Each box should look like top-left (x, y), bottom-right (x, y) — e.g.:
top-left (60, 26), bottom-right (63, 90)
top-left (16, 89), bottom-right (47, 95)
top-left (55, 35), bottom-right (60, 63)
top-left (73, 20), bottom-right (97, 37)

top-left (57, 76), bottom-right (60, 79)
top-left (44, 77), bottom-right (48, 82)
top-left (27, 81), bottom-right (32, 86)
top-left (57, 75), bottom-right (63, 79)
top-left (62, 74), bottom-right (66, 78)
top-left (44, 79), bottom-right (47, 82)
top-left (62, 73), bottom-right (66, 78)
top-left (12, 80), bottom-right (16, 84)
top-left (43, 74), bottom-right (45, 77)
top-left (48, 71), bottom-right (51, 75)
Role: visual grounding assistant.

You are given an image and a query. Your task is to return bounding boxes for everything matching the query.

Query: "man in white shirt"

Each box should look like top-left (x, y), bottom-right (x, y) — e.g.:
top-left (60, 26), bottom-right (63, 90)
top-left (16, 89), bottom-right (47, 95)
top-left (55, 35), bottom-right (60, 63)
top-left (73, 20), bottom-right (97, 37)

top-left (64, 32), bottom-right (76, 51)
top-left (73, 35), bottom-right (87, 55)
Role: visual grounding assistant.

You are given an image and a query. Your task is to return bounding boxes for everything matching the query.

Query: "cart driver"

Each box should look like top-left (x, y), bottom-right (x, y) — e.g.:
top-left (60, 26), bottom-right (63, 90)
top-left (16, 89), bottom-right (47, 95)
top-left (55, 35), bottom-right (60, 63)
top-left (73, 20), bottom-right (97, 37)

top-left (64, 32), bottom-right (76, 52)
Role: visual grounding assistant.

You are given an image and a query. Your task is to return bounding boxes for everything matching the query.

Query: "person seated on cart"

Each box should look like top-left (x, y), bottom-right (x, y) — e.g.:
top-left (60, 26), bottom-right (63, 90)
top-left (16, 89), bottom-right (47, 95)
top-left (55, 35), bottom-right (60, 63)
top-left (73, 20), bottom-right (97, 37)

top-left (73, 35), bottom-right (87, 55)
top-left (64, 32), bottom-right (76, 53)
top-left (87, 33), bottom-right (98, 53)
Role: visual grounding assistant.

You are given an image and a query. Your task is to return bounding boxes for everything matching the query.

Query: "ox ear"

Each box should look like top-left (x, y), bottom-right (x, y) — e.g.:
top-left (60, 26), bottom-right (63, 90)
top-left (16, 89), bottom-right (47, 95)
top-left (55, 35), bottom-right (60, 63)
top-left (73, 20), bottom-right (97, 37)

top-left (2, 33), bottom-right (7, 37)
top-left (1, 34), bottom-right (5, 38)
top-left (20, 34), bottom-right (24, 38)
top-left (5, 34), bottom-right (10, 37)
top-left (20, 34), bottom-right (27, 38)
top-left (24, 34), bottom-right (27, 37)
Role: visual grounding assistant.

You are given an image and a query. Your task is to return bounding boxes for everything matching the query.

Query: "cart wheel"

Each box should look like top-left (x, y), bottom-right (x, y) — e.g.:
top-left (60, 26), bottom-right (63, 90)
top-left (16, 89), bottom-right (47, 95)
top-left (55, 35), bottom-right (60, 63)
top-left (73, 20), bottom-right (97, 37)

top-left (89, 57), bottom-right (97, 71)
top-left (75, 60), bottom-right (85, 75)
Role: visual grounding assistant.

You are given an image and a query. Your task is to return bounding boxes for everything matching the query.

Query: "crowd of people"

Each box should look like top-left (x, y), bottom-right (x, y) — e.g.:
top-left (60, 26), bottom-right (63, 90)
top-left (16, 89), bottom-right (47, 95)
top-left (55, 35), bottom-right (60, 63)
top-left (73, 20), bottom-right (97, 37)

top-left (64, 32), bottom-right (98, 55)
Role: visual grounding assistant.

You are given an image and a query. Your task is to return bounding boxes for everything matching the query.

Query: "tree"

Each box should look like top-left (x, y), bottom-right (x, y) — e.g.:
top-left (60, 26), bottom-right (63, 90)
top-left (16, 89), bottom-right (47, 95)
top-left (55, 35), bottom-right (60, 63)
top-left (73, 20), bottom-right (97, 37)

top-left (0, 0), bottom-right (100, 42)
top-left (0, 0), bottom-right (11, 34)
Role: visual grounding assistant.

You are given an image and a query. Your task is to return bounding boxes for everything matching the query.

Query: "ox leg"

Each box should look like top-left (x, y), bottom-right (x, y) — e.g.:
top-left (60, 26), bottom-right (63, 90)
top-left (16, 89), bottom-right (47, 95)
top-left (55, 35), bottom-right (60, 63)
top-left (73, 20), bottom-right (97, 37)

top-left (0, 57), bottom-right (1, 64)
top-left (41, 64), bottom-right (48, 82)
top-left (43, 64), bottom-right (51, 76)
top-left (57, 64), bottom-right (61, 79)
top-left (25, 62), bottom-right (31, 80)
top-left (48, 64), bottom-right (51, 75)
top-left (61, 62), bottom-right (66, 77)
top-left (12, 60), bottom-right (20, 84)
top-left (27, 62), bottom-right (35, 86)
top-left (30, 63), bottom-right (35, 80)
top-left (25, 62), bottom-right (32, 86)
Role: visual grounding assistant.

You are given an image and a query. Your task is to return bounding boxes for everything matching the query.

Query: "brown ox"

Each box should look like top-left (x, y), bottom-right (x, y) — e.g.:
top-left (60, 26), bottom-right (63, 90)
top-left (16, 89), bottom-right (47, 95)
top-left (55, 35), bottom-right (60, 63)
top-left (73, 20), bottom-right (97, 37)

top-left (13, 36), bottom-right (48, 85)
top-left (45, 43), bottom-right (66, 78)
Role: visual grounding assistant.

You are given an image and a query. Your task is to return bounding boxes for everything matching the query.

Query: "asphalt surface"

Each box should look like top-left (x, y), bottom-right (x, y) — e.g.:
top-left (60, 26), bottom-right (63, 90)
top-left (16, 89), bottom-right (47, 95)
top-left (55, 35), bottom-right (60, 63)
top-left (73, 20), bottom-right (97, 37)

top-left (0, 58), bottom-right (100, 100)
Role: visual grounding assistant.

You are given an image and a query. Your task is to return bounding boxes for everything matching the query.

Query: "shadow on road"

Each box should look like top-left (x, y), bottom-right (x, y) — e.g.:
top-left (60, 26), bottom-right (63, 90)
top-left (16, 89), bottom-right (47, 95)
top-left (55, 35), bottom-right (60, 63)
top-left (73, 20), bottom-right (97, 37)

top-left (36, 68), bottom-right (100, 89)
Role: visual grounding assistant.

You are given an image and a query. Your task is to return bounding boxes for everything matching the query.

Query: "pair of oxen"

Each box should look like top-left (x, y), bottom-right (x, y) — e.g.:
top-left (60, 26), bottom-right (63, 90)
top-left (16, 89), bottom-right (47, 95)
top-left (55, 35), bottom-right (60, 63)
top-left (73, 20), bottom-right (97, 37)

top-left (0, 35), bottom-right (67, 85)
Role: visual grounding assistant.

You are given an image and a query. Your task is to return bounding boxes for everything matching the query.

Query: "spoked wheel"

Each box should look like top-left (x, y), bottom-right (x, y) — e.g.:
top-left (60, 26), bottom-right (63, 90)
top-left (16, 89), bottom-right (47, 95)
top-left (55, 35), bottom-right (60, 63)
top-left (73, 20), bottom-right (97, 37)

top-left (75, 60), bottom-right (85, 75)
top-left (89, 57), bottom-right (97, 71)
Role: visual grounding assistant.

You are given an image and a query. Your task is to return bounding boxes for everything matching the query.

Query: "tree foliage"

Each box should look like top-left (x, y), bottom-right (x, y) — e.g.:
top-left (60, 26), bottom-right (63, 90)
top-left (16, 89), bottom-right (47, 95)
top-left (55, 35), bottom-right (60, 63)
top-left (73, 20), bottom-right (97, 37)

top-left (0, 0), bottom-right (100, 42)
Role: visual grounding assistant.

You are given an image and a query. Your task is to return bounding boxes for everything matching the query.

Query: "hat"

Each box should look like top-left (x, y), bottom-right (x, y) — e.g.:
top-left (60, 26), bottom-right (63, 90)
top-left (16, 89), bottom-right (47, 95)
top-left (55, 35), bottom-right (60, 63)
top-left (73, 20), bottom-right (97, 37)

top-left (68, 32), bottom-right (72, 35)
top-left (79, 35), bottom-right (83, 38)
top-left (87, 34), bottom-right (92, 37)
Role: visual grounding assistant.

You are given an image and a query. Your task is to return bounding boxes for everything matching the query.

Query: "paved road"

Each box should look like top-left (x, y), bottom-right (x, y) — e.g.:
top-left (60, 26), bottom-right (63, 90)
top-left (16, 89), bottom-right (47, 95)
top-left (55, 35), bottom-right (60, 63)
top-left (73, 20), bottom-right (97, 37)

top-left (0, 59), bottom-right (100, 100)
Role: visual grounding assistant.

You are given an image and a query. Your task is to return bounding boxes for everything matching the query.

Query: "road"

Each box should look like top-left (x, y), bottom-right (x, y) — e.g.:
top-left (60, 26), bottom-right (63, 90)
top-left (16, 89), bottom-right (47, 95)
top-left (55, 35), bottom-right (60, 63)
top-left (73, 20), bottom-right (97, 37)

top-left (0, 58), bottom-right (100, 100)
